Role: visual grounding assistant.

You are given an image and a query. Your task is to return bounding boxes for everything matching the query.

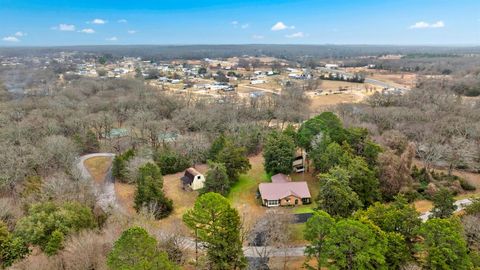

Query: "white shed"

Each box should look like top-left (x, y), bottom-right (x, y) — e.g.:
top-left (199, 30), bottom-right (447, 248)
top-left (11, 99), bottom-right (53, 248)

top-left (181, 168), bottom-right (205, 190)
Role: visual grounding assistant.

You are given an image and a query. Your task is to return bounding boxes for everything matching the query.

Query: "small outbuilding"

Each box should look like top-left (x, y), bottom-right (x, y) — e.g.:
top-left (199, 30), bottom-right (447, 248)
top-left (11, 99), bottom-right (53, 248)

top-left (181, 168), bottom-right (205, 191)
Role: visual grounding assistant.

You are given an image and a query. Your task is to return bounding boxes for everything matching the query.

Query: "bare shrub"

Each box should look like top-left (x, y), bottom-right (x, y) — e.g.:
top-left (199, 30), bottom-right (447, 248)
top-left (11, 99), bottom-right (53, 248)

top-left (125, 156), bottom-right (153, 184)
top-left (59, 228), bottom-right (118, 270)
top-left (0, 197), bottom-right (22, 230)
top-left (40, 172), bottom-right (97, 207)
top-left (9, 250), bottom-right (62, 270)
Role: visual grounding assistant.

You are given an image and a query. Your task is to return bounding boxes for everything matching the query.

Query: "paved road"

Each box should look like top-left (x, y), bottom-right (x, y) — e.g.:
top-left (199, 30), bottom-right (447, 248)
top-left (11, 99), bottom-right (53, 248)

top-left (240, 84), bottom-right (280, 95)
top-left (77, 153), bottom-right (121, 212)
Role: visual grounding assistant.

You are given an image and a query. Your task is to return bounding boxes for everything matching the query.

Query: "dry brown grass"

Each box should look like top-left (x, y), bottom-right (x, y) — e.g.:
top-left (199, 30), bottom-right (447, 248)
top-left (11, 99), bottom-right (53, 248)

top-left (155, 164), bottom-right (208, 231)
top-left (269, 256), bottom-right (307, 270)
top-left (320, 80), bottom-right (364, 91)
top-left (83, 156), bottom-right (113, 184)
top-left (114, 164), bottom-right (209, 232)
top-left (413, 200), bottom-right (433, 213)
top-left (114, 182), bottom-right (136, 215)
top-left (308, 93), bottom-right (360, 114)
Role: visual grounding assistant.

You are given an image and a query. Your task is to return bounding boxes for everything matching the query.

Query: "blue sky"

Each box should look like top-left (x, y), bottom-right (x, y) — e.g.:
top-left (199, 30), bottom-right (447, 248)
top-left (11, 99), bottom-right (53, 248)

top-left (1, 0), bottom-right (479, 46)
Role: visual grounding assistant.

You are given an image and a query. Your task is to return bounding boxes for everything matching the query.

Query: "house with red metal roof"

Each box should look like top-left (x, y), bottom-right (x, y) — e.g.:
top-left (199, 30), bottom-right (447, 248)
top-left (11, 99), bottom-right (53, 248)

top-left (259, 173), bottom-right (311, 207)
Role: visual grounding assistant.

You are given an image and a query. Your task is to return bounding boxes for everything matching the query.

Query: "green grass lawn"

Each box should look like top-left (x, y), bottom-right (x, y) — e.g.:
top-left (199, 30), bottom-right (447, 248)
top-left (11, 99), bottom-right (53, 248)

top-left (290, 223), bottom-right (307, 244)
top-left (293, 203), bottom-right (317, 214)
top-left (228, 171), bottom-right (269, 205)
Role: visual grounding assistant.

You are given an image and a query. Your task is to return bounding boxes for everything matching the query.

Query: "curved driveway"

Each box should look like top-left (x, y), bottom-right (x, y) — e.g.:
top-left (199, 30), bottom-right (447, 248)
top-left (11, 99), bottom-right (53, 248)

top-left (77, 153), bottom-right (121, 212)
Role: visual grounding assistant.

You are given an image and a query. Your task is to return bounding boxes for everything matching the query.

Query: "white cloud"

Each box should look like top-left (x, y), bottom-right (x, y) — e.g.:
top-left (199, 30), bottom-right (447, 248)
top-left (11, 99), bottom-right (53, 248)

top-left (118, 19), bottom-right (128, 23)
top-left (127, 30), bottom-right (137, 34)
top-left (241, 23), bottom-right (250, 29)
top-left (53, 24), bottom-right (76, 31)
top-left (90, 18), bottom-right (107, 24)
top-left (431, 21), bottom-right (445, 28)
top-left (410, 20), bottom-right (445, 29)
top-left (231, 21), bottom-right (239, 25)
top-left (2, 36), bottom-right (20, 42)
top-left (79, 28), bottom-right (95, 34)
top-left (15, 32), bottom-right (27, 37)
top-left (106, 36), bottom-right (118, 41)
top-left (271, 21), bottom-right (295, 31)
top-left (252, 34), bottom-right (264, 40)
top-left (285, 32), bottom-right (305, 38)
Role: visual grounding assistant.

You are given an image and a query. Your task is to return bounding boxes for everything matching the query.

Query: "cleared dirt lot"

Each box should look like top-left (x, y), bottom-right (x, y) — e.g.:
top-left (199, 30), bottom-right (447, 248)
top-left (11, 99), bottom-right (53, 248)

top-left (346, 67), bottom-right (417, 89)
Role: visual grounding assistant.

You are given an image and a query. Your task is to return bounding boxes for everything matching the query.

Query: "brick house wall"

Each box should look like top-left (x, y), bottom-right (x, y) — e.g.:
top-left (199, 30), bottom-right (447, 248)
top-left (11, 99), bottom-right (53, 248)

top-left (280, 195), bottom-right (303, 206)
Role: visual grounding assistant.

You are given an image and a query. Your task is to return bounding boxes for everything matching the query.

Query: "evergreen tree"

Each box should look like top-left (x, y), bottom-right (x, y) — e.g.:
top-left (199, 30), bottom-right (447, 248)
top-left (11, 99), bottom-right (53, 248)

top-left (283, 124), bottom-right (297, 142)
top-left (134, 163), bottom-right (173, 219)
top-left (346, 156), bottom-right (380, 207)
top-left (0, 222), bottom-right (28, 268)
top-left (216, 140), bottom-right (251, 182)
top-left (202, 161), bottom-right (230, 195)
top-left (14, 202), bottom-right (95, 253)
top-left (208, 133), bottom-right (227, 160)
top-left (107, 226), bottom-right (179, 270)
top-left (311, 142), bottom-right (350, 173)
top-left (263, 131), bottom-right (296, 175)
top-left (304, 210), bottom-right (335, 270)
top-left (355, 196), bottom-right (421, 244)
top-left (183, 193), bottom-right (246, 270)
top-left (384, 232), bottom-right (410, 270)
top-left (317, 167), bottom-right (362, 217)
top-left (430, 188), bottom-right (457, 218)
top-left (418, 218), bottom-right (472, 269)
top-left (112, 149), bottom-right (135, 180)
top-left (297, 112), bottom-right (347, 151)
top-left (84, 130), bottom-right (100, 153)
top-left (45, 230), bottom-right (64, 256)
top-left (325, 219), bottom-right (387, 270)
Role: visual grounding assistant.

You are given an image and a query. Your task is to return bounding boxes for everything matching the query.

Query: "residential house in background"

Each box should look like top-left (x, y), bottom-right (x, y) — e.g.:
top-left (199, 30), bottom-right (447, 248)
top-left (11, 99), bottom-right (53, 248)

top-left (259, 173), bottom-right (311, 207)
top-left (181, 168), bottom-right (205, 191)
top-left (293, 149), bottom-right (307, 173)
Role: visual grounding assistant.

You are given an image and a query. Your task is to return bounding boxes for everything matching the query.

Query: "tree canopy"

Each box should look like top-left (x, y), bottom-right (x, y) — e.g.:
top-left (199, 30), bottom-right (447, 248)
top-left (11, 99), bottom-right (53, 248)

top-left (316, 167), bottom-right (362, 217)
top-left (418, 218), bottom-right (472, 270)
top-left (183, 192), bottom-right (246, 270)
top-left (107, 226), bottom-right (179, 270)
top-left (134, 163), bottom-right (173, 219)
top-left (263, 130), bottom-right (296, 175)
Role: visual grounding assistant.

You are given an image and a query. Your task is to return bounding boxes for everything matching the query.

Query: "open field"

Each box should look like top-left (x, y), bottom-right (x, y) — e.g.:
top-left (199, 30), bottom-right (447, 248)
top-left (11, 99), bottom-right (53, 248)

top-left (346, 67), bottom-right (417, 89)
top-left (309, 93), bottom-right (362, 113)
top-left (320, 80), bottom-right (365, 92)
top-left (83, 156), bottom-right (112, 184)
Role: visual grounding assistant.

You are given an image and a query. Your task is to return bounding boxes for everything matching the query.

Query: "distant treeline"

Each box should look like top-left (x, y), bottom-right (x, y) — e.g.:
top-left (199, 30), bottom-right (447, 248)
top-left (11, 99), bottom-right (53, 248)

top-left (1, 45), bottom-right (480, 61)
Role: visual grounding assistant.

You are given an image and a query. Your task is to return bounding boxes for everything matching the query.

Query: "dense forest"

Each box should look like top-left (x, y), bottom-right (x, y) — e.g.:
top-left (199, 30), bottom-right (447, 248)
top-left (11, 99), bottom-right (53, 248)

top-left (1, 45), bottom-right (480, 60)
